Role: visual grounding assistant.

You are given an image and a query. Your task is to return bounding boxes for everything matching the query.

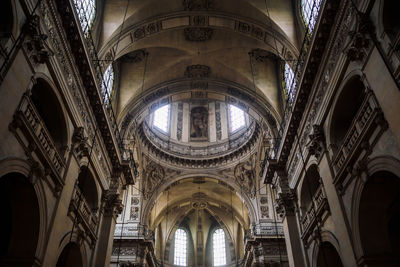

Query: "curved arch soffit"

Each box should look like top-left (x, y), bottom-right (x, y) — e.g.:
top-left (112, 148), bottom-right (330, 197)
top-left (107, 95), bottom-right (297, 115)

top-left (142, 174), bottom-right (257, 226)
top-left (98, 11), bottom-right (299, 61)
top-left (164, 205), bottom-right (237, 249)
top-left (0, 157), bottom-right (48, 260)
top-left (350, 155), bottom-right (400, 258)
top-left (56, 238), bottom-right (87, 267)
top-left (152, 194), bottom-right (249, 231)
top-left (119, 78), bottom-right (280, 139)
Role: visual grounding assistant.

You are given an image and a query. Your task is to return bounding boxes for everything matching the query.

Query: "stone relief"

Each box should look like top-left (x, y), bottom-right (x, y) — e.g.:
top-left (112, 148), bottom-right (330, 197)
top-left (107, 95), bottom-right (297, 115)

top-left (177, 103), bottom-right (183, 141)
top-left (190, 106), bottom-right (208, 141)
top-left (130, 206), bottom-right (139, 220)
top-left (215, 102), bottom-right (222, 140)
top-left (184, 64), bottom-right (211, 78)
top-left (234, 159), bottom-right (255, 197)
top-left (184, 27), bottom-right (213, 42)
top-left (143, 161), bottom-right (165, 199)
top-left (183, 0), bottom-right (212, 10)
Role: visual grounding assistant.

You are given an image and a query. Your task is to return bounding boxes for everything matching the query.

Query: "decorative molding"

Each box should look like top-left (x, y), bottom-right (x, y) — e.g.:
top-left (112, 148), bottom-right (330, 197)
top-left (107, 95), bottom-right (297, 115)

top-left (183, 0), bottom-right (212, 11)
top-left (184, 64), bottom-right (211, 78)
top-left (184, 27), bottom-right (213, 42)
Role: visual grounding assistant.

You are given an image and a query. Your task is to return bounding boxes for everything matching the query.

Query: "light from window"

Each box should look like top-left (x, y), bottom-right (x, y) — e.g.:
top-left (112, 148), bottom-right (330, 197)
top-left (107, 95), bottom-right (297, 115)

top-left (213, 229), bottom-right (226, 266)
top-left (101, 64), bottom-right (114, 105)
top-left (229, 104), bottom-right (245, 132)
top-left (284, 63), bottom-right (296, 102)
top-left (153, 105), bottom-right (170, 133)
top-left (301, 0), bottom-right (322, 31)
top-left (73, 0), bottom-right (96, 35)
top-left (174, 229), bottom-right (187, 266)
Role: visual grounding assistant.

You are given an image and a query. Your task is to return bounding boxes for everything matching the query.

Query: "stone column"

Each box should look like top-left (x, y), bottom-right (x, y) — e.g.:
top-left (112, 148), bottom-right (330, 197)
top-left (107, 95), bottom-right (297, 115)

top-left (275, 172), bottom-right (306, 267)
top-left (94, 181), bottom-right (123, 267)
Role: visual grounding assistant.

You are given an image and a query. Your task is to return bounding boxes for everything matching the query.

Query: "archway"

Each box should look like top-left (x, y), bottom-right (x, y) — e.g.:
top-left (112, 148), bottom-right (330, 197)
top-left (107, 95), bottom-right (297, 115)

top-left (56, 242), bottom-right (83, 267)
top-left (330, 76), bottom-right (365, 151)
top-left (0, 172), bottom-right (40, 266)
top-left (300, 164), bottom-right (321, 216)
top-left (358, 171), bottom-right (400, 265)
top-left (316, 242), bottom-right (343, 267)
top-left (77, 167), bottom-right (99, 214)
top-left (31, 78), bottom-right (68, 155)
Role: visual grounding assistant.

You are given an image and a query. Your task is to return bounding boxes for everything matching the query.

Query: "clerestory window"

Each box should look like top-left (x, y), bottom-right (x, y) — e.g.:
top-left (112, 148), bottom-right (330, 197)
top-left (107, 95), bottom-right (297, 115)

top-left (284, 63), bottom-right (296, 102)
top-left (101, 64), bottom-right (114, 105)
top-left (174, 228), bottom-right (187, 266)
top-left (213, 228), bottom-right (226, 266)
top-left (153, 104), bottom-right (170, 133)
top-left (228, 104), bottom-right (245, 132)
top-left (301, 0), bottom-right (322, 32)
top-left (73, 0), bottom-right (96, 35)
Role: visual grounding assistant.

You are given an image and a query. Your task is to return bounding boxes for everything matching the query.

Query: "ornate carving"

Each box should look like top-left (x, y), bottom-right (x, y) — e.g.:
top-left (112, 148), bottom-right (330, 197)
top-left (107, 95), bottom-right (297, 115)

top-left (260, 196), bottom-right (268, 204)
top-left (120, 49), bottom-right (147, 63)
top-left (190, 106), bottom-right (208, 140)
top-left (260, 206), bottom-right (269, 218)
top-left (177, 103), bottom-right (183, 141)
top-left (250, 49), bottom-right (278, 63)
top-left (192, 201), bottom-right (207, 209)
top-left (184, 64), bottom-right (210, 78)
top-left (183, 0), bottom-right (212, 10)
top-left (131, 197), bottom-right (140, 205)
top-left (234, 158), bottom-right (256, 197)
top-left (276, 191), bottom-right (296, 217)
top-left (308, 124), bottom-right (325, 159)
top-left (215, 102), bottom-right (222, 140)
top-left (130, 206), bottom-right (139, 220)
top-left (24, 15), bottom-right (52, 64)
top-left (143, 161), bottom-right (165, 199)
top-left (184, 27), bottom-right (213, 41)
top-left (102, 191), bottom-right (123, 218)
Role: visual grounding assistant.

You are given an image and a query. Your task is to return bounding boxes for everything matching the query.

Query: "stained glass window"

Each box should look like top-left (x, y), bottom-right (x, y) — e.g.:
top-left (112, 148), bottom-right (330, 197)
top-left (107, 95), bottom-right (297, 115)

top-left (73, 0), bottom-right (96, 35)
top-left (229, 104), bottom-right (245, 132)
top-left (153, 104), bottom-right (170, 133)
top-left (301, 0), bottom-right (322, 31)
top-left (174, 229), bottom-right (187, 266)
top-left (284, 63), bottom-right (296, 102)
top-left (213, 229), bottom-right (226, 266)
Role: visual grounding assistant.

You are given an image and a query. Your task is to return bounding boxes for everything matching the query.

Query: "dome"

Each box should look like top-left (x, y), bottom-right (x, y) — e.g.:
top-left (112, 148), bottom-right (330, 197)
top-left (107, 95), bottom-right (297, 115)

top-left (139, 100), bottom-right (260, 159)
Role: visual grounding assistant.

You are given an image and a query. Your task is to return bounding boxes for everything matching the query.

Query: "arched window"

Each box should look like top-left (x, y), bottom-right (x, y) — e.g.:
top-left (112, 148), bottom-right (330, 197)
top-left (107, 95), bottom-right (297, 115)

top-left (213, 228), bottom-right (226, 266)
top-left (101, 64), bottom-right (114, 105)
top-left (73, 0), bottom-right (96, 35)
top-left (174, 228), bottom-right (187, 266)
top-left (301, 0), bottom-right (322, 31)
top-left (153, 104), bottom-right (170, 133)
top-left (284, 63), bottom-right (296, 102)
top-left (228, 104), bottom-right (245, 132)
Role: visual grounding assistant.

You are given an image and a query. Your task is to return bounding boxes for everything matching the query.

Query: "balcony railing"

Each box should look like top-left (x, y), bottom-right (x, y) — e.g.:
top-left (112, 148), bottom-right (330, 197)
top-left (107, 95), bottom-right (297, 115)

top-left (13, 94), bottom-right (65, 183)
top-left (332, 91), bottom-right (381, 174)
top-left (114, 224), bottom-right (155, 242)
top-left (70, 185), bottom-right (99, 237)
top-left (300, 184), bottom-right (328, 236)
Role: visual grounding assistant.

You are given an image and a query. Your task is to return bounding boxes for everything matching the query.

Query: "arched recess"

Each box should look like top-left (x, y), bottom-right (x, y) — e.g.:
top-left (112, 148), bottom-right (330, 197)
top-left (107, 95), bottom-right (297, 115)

top-left (30, 77), bottom-right (69, 156)
top-left (141, 175), bottom-right (256, 227)
top-left (314, 241), bottom-right (344, 267)
top-left (299, 164), bottom-right (322, 216)
top-left (382, 0), bottom-right (400, 45)
top-left (0, 0), bottom-right (13, 47)
top-left (0, 172), bottom-right (41, 266)
top-left (163, 220), bottom-right (195, 266)
top-left (77, 166), bottom-right (99, 214)
top-left (328, 75), bottom-right (366, 153)
top-left (56, 242), bottom-right (84, 267)
top-left (355, 170), bottom-right (400, 265)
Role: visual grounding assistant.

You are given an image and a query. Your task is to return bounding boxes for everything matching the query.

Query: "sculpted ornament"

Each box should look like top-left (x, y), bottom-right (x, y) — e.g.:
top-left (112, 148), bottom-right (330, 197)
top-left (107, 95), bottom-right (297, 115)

top-left (234, 159), bottom-right (256, 198)
top-left (183, 0), bottom-right (212, 10)
top-left (184, 27), bottom-right (213, 42)
top-left (143, 162), bottom-right (165, 199)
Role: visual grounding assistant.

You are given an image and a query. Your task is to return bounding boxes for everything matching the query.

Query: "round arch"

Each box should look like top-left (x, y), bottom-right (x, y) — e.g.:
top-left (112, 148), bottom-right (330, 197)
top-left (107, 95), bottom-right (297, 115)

top-left (141, 173), bottom-right (258, 226)
top-left (351, 156), bottom-right (400, 263)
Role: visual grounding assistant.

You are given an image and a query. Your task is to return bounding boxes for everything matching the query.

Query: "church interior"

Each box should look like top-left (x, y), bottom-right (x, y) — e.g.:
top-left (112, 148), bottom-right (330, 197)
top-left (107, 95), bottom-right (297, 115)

top-left (0, 0), bottom-right (400, 266)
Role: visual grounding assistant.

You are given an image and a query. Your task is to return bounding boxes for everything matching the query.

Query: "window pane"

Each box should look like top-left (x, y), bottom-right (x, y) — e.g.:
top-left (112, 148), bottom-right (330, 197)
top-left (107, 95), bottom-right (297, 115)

top-left (213, 228), bottom-right (226, 266)
top-left (301, 0), bottom-right (322, 31)
top-left (73, 0), bottom-right (96, 35)
top-left (153, 105), bottom-right (170, 133)
top-left (284, 63), bottom-right (296, 102)
top-left (101, 64), bottom-right (114, 105)
top-left (174, 229), bottom-right (187, 266)
top-left (229, 104), bottom-right (246, 132)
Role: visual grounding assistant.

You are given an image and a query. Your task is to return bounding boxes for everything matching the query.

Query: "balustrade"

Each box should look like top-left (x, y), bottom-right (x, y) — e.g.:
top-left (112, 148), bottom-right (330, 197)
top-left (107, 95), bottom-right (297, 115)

top-left (70, 186), bottom-right (99, 236)
top-left (300, 184), bottom-right (327, 236)
top-left (333, 91), bottom-right (381, 173)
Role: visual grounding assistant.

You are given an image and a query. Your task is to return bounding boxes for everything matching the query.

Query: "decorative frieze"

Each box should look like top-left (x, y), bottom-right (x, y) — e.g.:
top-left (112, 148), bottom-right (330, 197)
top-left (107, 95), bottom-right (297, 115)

top-left (184, 64), bottom-right (211, 78)
top-left (184, 27), bottom-right (213, 41)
